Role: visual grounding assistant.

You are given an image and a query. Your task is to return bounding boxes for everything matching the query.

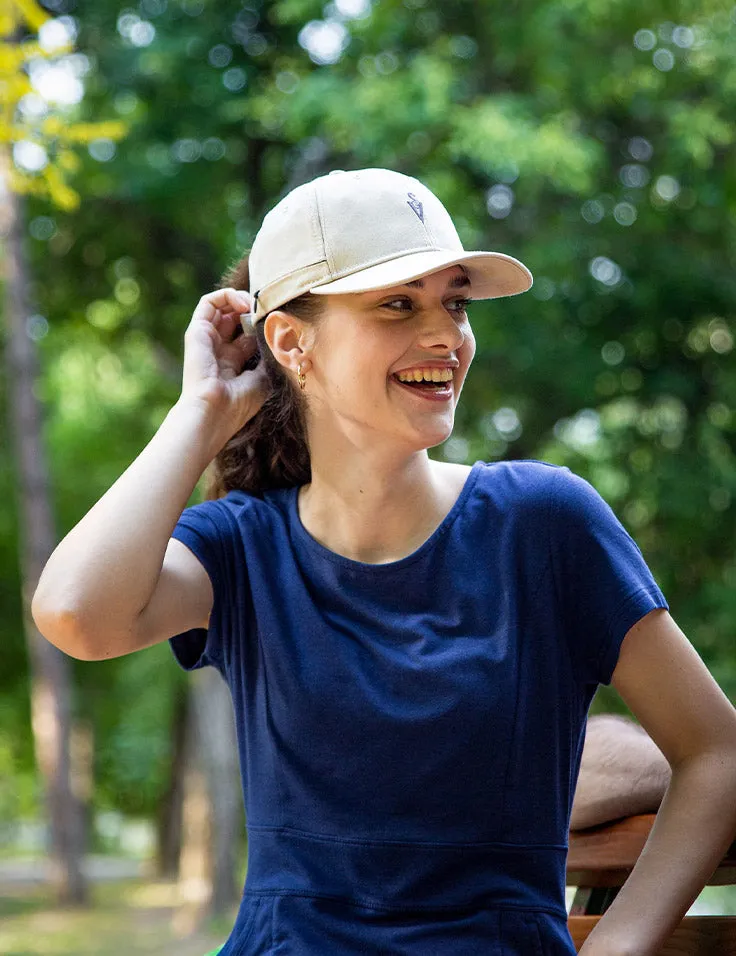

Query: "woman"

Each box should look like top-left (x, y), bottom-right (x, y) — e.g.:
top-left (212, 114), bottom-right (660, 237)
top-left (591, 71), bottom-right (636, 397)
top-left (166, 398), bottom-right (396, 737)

top-left (33, 168), bottom-right (736, 955)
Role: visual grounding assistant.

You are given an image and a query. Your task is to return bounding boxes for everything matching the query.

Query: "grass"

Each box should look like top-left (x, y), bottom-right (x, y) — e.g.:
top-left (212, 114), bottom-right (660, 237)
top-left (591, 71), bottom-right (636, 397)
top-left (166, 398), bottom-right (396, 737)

top-left (0, 878), bottom-right (235, 956)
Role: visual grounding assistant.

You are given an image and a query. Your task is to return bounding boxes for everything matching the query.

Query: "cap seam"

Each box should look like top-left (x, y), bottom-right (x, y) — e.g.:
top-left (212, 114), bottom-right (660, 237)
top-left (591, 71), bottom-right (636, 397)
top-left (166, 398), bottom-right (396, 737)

top-left (254, 260), bottom-right (330, 317)
top-left (313, 181), bottom-right (333, 273)
top-left (419, 198), bottom-right (439, 247)
top-left (257, 256), bottom-right (329, 294)
top-left (312, 245), bottom-right (444, 285)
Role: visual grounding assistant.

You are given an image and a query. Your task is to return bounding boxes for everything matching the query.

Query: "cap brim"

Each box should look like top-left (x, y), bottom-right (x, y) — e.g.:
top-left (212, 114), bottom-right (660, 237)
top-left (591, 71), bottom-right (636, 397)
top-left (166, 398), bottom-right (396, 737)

top-left (308, 250), bottom-right (532, 299)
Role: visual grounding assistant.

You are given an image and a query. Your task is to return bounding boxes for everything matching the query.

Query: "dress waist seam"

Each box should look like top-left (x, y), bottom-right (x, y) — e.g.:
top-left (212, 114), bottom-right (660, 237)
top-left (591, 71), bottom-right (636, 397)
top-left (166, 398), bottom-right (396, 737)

top-left (247, 823), bottom-right (568, 852)
top-left (242, 886), bottom-right (567, 918)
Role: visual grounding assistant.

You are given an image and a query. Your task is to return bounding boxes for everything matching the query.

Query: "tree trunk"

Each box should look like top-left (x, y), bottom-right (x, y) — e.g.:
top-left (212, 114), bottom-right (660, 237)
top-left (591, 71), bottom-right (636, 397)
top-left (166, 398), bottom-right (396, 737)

top-left (156, 683), bottom-right (188, 878)
top-left (0, 145), bottom-right (87, 904)
top-left (174, 684), bottom-right (212, 935)
top-left (191, 667), bottom-right (242, 917)
top-left (175, 667), bottom-right (242, 931)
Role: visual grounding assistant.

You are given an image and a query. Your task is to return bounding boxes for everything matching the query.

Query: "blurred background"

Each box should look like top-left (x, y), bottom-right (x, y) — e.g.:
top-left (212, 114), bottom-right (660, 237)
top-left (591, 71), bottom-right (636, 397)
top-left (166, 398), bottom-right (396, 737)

top-left (1, 0), bottom-right (735, 952)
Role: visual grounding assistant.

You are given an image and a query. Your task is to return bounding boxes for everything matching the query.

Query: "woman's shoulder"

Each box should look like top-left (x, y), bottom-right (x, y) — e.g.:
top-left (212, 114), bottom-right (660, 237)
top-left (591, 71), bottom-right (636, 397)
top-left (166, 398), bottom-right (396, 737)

top-left (462, 458), bottom-right (604, 526)
top-left (179, 485), bottom-right (294, 531)
top-left (472, 457), bottom-right (566, 495)
top-left (430, 454), bottom-right (563, 489)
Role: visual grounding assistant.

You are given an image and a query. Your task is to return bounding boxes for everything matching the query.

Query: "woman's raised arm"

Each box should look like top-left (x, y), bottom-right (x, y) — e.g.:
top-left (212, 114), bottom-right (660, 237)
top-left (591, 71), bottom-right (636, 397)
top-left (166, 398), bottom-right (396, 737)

top-left (32, 288), bottom-right (267, 661)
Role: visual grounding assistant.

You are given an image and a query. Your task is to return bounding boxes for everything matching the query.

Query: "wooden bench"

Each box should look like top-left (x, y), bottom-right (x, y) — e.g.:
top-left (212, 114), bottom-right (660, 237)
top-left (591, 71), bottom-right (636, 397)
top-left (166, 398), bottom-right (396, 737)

top-left (567, 813), bottom-right (736, 954)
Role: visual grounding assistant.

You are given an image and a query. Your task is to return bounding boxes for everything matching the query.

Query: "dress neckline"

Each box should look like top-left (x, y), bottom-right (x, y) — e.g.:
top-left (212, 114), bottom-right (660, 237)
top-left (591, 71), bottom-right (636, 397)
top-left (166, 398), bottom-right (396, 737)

top-left (286, 461), bottom-right (483, 573)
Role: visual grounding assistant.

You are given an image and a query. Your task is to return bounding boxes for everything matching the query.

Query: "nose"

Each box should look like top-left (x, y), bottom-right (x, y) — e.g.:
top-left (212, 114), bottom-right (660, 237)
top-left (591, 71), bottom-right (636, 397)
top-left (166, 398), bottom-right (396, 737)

top-left (416, 304), bottom-right (467, 353)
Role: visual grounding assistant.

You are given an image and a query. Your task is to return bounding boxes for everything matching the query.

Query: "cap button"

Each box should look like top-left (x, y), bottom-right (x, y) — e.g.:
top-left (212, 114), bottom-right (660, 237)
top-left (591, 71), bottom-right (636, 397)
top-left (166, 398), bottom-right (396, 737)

top-left (329, 169), bottom-right (345, 176)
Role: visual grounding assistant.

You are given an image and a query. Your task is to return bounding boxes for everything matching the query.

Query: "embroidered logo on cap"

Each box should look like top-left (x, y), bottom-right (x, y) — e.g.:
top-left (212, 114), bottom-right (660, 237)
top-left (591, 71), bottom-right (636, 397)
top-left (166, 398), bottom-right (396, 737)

top-left (407, 192), bottom-right (424, 222)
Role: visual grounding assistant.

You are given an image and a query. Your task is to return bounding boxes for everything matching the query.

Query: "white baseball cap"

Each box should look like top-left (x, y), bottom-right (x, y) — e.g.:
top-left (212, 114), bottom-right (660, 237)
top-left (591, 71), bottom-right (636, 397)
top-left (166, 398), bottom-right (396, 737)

top-left (246, 167), bottom-right (533, 324)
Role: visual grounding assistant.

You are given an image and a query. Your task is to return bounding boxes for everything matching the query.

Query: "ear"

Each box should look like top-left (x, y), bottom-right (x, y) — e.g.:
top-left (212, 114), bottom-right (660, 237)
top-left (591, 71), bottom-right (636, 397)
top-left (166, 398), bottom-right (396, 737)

top-left (263, 310), bottom-right (313, 373)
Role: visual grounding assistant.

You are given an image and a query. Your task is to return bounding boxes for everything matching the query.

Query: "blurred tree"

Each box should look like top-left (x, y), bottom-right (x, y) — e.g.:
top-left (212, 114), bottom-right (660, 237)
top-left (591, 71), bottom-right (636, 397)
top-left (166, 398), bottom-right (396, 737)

top-left (1, 144), bottom-right (88, 904)
top-left (0, 0), bottom-right (124, 904)
top-left (176, 668), bottom-right (241, 923)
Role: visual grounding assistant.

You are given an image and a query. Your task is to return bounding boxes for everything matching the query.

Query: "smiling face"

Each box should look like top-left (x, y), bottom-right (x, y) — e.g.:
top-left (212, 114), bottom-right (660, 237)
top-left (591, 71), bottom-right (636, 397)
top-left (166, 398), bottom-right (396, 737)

top-left (295, 265), bottom-right (477, 455)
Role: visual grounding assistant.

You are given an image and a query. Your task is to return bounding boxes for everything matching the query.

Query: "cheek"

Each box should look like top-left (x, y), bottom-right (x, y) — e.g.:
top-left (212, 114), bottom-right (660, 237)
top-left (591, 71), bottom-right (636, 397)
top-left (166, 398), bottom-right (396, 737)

top-left (459, 324), bottom-right (476, 374)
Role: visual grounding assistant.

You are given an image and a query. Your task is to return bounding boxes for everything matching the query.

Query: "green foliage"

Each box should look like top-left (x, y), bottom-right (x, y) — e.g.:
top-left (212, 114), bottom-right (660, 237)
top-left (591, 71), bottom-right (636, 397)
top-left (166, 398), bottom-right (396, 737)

top-left (451, 103), bottom-right (603, 194)
top-left (1, 0), bottom-right (735, 823)
top-left (85, 645), bottom-right (181, 815)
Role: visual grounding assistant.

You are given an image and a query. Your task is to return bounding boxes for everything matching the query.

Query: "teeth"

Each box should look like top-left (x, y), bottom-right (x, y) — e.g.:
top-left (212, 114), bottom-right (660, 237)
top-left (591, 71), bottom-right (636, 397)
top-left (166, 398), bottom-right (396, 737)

top-left (396, 368), bottom-right (453, 383)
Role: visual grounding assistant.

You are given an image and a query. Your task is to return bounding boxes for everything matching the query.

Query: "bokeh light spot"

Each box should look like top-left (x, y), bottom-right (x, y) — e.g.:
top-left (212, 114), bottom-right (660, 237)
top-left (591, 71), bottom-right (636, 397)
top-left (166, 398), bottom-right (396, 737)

top-left (613, 202), bottom-right (637, 226)
top-left (443, 436), bottom-right (469, 462)
top-left (30, 216), bottom-right (57, 241)
top-left (202, 138), bottom-right (226, 161)
top-left (492, 407), bottom-right (522, 441)
top-left (171, 139), bottom-right (201, 163)
top-left (628, 137), bottom-right (653, 162)
top-left (531, 277), bottom-right (556, 300)
top-left (14, 141), bottom-right (48, 172)
top-left (486, 184), bottom-right (514, 219)
top-left (276, 70), bottom-right (300, 94)
top-left (634, 29), bottom-right (656, 51)
top-left (602, 341), bottom-right (626, 365)
top-left (589, 256), bottom-right (622, 286)
top-left (223, 67), bottom-right (247, 91)
top-left (298, 20), bottom-right (349, 65)
top-left (581, 199), bottom-right (604, 224)
top-left (334, 0), bottom-right (372, 18)
top-left (619, 164), bottom-right (650, 188)
top-left (208, 44), bottom-right (233, 68)
top-left (89, 138), bottom-right (116, 162)
top-left (26, 314), bottom-right (49, 341)
top-left (652, 48), bottom-right (675, 71)
top-left (654, 175), bottom-right (680, 202)
top-left (672, 26), bottom-right (694, 48)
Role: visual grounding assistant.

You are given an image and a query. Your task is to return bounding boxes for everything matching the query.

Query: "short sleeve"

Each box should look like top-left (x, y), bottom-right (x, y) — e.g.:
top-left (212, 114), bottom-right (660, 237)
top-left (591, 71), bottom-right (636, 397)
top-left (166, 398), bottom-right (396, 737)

top-left (168, 498), bottom-right (243, 678)
top-left (548, 466), bottom-right (669, 687)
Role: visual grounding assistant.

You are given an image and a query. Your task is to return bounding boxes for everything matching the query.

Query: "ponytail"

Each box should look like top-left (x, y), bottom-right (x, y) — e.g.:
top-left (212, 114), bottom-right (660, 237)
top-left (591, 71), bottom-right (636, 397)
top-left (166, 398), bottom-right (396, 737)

top-left (204, 255), bottom-right (322, 499)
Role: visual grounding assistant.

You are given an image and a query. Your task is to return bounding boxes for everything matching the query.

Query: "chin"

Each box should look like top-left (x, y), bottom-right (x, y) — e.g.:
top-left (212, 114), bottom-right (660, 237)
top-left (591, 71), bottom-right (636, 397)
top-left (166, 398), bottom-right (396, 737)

top-left (410, 420), bottom-right (455, 452)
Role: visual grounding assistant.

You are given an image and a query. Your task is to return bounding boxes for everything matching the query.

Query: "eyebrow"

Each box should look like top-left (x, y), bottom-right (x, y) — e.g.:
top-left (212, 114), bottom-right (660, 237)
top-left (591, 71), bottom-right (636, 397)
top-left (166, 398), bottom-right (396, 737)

top-left (403, 273), bottom-right (471, 291)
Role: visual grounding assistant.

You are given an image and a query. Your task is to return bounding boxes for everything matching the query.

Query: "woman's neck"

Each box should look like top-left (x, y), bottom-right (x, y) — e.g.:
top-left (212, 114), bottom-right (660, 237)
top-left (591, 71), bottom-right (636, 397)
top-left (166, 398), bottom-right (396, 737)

top-left (298, 449), bottom-right (470, 564)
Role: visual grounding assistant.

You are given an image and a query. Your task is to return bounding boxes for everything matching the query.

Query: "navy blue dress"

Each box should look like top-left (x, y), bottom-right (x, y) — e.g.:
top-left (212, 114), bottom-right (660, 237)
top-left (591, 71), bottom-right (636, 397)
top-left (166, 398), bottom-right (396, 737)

top-left (170, 460), bottom-right (669, 954)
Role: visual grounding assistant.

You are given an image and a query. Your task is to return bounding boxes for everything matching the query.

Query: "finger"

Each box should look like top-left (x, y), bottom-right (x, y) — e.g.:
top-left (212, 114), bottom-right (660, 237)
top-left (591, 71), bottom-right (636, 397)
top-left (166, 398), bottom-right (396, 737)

top-left (190, 288), bottom-right (251, 327)
top-left (220, 333), bottom-right (259, 376)
top-left (217, 310), bottom-right (242, 342)
top-left (235, 288), bottom-right (253, 310)
top-left (235, 331), bottom-right (259, 361)
top-left (232, 359), bottom-right (271, 408)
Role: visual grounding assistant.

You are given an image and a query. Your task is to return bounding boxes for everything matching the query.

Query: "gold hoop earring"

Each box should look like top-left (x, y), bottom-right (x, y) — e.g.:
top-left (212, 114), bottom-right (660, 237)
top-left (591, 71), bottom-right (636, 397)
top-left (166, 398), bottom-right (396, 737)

top-left (297, 362), bottom-right (307, 391)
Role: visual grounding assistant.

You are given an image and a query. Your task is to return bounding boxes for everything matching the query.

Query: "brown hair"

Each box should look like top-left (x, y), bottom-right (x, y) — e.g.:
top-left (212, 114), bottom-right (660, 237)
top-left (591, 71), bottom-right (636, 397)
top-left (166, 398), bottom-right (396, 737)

top-left (204, 255), bottom-right (323, 499)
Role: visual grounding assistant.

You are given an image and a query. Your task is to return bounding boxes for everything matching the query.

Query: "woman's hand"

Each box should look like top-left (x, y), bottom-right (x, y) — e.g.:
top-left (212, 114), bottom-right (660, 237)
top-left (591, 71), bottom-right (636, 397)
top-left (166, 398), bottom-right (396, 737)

top-left (181, 287), bottom-right (269, 439)
top-left (32, 288), bottom-right (270, 660)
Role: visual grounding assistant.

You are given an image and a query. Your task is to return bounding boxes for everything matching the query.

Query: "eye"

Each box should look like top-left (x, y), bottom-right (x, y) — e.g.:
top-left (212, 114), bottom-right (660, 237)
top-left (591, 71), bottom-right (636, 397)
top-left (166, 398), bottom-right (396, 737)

top-left (447, 297), bottom-right (472, 314)
top-left (378, 295), bottom-right (472, 315)
top-left (381, 297), bottom-right (413, 312)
